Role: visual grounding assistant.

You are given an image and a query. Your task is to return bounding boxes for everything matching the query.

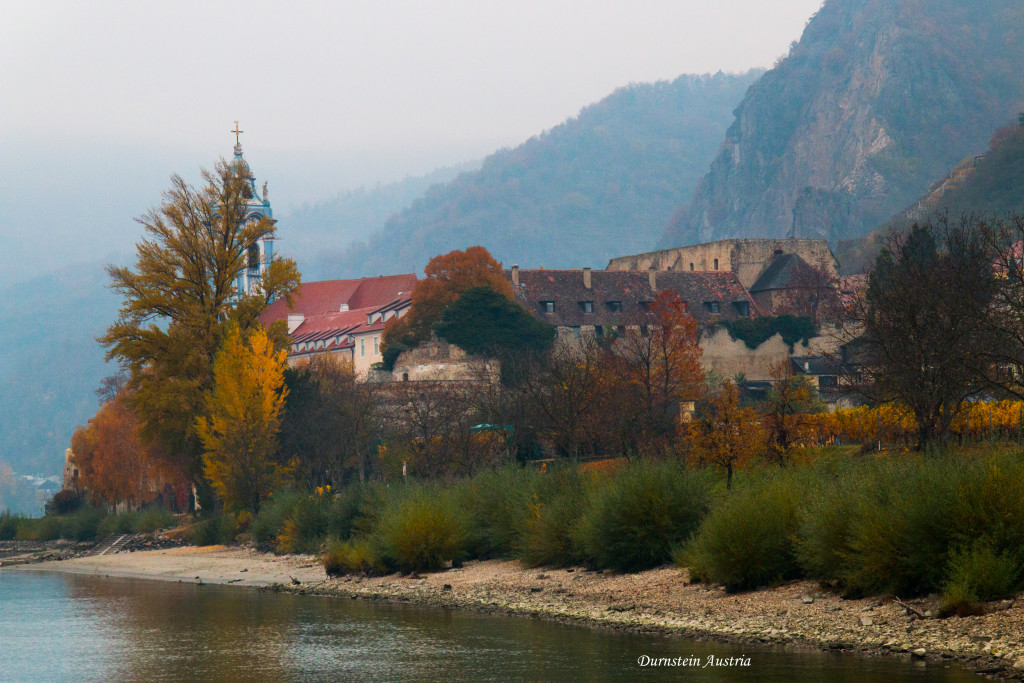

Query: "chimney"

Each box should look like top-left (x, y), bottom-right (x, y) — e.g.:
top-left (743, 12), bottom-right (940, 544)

top-left (287, 313), bottom-right (304, 334)
top-left (648, 266), bottom-right (657, 290)
top-left (583, 267), bottom-right (592, 289)
top-left (511, 264), bottom-right (519, 287)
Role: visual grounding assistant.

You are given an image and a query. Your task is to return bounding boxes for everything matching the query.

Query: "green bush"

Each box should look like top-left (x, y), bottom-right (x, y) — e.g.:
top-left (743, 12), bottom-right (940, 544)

top-left (16, 515), bottom-right (62, 541)
top-left (575, 461), bottom-right (710, 572)
top-left (190, 513), bottom-right (238, 546)
top-left (323, 537), bottom-right (385, 576)
top-left (251, 490), bottom-right (302, 546)
top-left (377, 490), bottom-right (467, 572)
top-left (941, 542), bottom-right (1021, 615)
top-left (0, 511), bottom-right (24, 540)
top-left (519, 470), bottom-right (589, 568)
top-left (60, 506), bottom-right (106, 541)
top-left (326, 485), bottom-right (367, 541)
top-left (682, 476), bottom-right (801, 592)
top-left (456, 465), bottom-right (539, 559)
top-left (840, 459), bottom-right (960, 596)
top-left (134, 507), bottom-right (175, 534)
top-left (276, 494), bottom-right (332, 554)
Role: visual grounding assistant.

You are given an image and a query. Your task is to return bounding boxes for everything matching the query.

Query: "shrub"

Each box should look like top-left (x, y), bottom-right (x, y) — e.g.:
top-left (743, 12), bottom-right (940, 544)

top-left (377, 490), bottom-right (467, 572)
top-left (134, 507), bottom-right (175, 534)
top-left (60, 506), bottom-right (106, 541)
top-left (794, 462), bottom-right (864, 586)
top-left (941, 542), bottom-right (1021, 616)
top-left (326, 485), bottom-right (367, 542)
top-left (323, 537), bottom-right (385, 576)
top-left (456, 465), bottom-right (539, 559)
top-left (681, 476), bottom-right (801, 592)
top-left (98, 511), bottom-right (139, 537)
top-left (16, 516), bottom-right (62, 541)
top-left (840, 459), bottom-right (960, 596)
top-left (519, 470), bottom-right (590, 568)
top-left (0, 511), bottom-right (23, 540)
top-left (50, 489), bottom-right (84, 515)
top-left (189, 513), bottom-right (237, 546)
top-left (575, 461), bottom-right (710, 572)
top-left (276, 494), bottom-right (331, 554)
top-left (251, 490), bottom-right (302, 547)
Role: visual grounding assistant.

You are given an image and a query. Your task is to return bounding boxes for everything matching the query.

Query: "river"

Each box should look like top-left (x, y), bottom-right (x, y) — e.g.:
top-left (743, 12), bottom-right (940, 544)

top-left (0, 570), bottom-right (978, 681)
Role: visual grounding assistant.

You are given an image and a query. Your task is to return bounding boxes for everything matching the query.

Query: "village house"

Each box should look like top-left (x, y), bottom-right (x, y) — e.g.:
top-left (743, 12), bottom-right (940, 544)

top-left (260, 274), bottom-right (416, 373)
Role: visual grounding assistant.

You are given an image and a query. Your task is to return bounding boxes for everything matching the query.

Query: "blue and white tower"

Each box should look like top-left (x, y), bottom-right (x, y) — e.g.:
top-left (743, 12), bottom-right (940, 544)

top-left (228, 121), bottom-right (276, 300)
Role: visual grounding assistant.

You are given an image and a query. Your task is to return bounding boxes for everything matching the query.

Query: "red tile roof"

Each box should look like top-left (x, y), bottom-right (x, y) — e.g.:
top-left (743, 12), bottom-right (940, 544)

top-left (261, 274), bottom-right (417, 321)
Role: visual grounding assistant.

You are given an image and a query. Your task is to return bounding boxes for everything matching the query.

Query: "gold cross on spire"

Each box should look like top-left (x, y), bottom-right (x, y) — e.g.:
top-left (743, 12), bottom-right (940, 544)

top-left (231, 121), bottom-right (244, 145)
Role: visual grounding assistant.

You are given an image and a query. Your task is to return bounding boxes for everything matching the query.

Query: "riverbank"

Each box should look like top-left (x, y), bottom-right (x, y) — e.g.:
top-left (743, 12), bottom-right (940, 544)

top-left (11, 546), bottom-right (1024, 679)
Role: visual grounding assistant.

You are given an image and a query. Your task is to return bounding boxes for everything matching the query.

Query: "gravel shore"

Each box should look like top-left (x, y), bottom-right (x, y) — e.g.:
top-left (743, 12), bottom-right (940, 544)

top-left (11, 546), bottom-right (1024, 679)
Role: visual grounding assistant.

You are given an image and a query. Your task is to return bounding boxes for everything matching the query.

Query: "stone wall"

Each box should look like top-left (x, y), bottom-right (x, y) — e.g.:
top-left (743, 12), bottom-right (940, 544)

top-left (607, 238), bottom-right (838, 290)
top-left (392, 337), bottom-right (499, 383)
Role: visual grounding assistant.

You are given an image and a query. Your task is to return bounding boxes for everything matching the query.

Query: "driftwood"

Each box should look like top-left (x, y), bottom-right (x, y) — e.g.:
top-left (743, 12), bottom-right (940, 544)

top-left (894, 596), bottom-right (926, 619)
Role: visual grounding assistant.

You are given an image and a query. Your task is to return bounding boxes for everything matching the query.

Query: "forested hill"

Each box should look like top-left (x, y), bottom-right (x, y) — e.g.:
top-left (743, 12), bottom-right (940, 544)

top-left (0, 261), bottom-right (119, 477)
top-left (662, 0), bottom-right (1024, 249)
top-left (282, 161), bottom-right (478, 282)
top-left (324, 71), bottom-right (762, 277)
top-left (838, 120), bottom-right (1024, 273)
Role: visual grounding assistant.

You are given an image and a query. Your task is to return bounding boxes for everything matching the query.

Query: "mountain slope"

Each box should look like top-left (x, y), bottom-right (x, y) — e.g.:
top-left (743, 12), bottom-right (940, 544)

top-left (837, 120), bottom-right (1024, 272)
top-left (0, 262), bottom-right (120, 476)
top-left (662, 0), bottom-right (1024, 248)
top-left (326, 71), bottom-right (762, 276)
top-left (282, 161), bottom-right (478, 281)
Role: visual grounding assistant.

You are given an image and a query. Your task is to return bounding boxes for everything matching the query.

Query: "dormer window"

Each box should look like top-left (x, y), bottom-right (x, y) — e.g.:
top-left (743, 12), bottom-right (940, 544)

top-left (579, 301), bottom-right (593, 313)
top-left (638, 301), bottom-right (651, 311)
top-left (704, 301), bottom-right (720, 314)
top-left (541, 301), bottom-right (555, 313)
top-left (606, 301), bottom-right (622, 312)
top-left (733, 301), bottom-right (750, 316)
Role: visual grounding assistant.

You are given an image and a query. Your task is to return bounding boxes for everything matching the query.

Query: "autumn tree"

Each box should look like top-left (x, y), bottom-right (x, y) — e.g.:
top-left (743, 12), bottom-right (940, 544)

top-left (101, 158), bottom-right (300, 500)
top-left (851, 220), bottom-right (996, 449)
top-left (613, 291), bottom-right (704, 450)
top-left (691, 381), bottom-right (764, 489)
top-left (196, 326), bottom-right (290, 513)
top-left (761, 359), bottom-right (824, 465)
top-left (279, 355), bottom-right (383, 487)
top-left (69, 391), bottom-right (176, 509)
top-left (381, 246), bottom-right (513, 368)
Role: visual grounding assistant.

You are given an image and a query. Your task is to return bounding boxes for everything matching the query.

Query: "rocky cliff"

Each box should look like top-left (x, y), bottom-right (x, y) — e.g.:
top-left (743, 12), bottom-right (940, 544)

top-left (661, 0), bottom-right (1024, 248)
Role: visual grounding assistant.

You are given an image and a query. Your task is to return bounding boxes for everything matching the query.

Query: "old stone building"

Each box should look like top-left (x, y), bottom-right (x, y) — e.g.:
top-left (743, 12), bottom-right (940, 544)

top-left (506, 266), bottom-right (761, 340)
top-left (260, 274), bottom-right (416, 372)
top-left (606, 238), bottom-right (838, 290)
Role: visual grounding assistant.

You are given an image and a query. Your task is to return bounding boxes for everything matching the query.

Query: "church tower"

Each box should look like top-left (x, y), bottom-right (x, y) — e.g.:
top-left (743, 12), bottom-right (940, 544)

top-left (227, 121), bottom-right (276, 300)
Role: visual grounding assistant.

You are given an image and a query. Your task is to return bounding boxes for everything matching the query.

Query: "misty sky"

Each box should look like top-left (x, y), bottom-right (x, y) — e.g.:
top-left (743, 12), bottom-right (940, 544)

top-left (1, 0), bottom-right (822, 284)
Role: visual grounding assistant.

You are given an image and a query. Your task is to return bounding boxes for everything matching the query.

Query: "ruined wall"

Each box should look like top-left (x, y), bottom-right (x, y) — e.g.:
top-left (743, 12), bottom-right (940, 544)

top-left (607, 238), bottom-right (837, 289)
top-left (392, 337), bottom-right (499, 383)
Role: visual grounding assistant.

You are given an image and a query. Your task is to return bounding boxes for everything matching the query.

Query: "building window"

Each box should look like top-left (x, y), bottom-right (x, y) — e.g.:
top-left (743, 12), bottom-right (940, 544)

top-left (360, 339), bottom-right (365, 357)
top-left (541, 301), bottom-right (555, 313)
top-left (374, 336), bottom-right (380, 355)
top-left (595, 325), bottom-right (604, 337)
top-left (733, 301), bottom-right (750, 316)
top-left (579, 301), bottom-right (593, 313)
top-left (572, 326), bottom-right (581, 338)
top-left (704, 301), bottom-right (720, 314)
top-left (689, 262), bottom-right (694, 271)
top-left (638, 301), bottom-right (651, 311)
top-left (713, 258), bottom-right (719, 270)
top-left (640, 324), bottom-right (649, 337)
top-left (606, 301), bottom-right (622, 312)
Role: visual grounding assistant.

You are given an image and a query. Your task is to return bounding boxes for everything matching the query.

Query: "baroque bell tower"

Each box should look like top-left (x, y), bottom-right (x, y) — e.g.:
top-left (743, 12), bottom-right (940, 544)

top-left (228, 121), bottom-right (276, 300)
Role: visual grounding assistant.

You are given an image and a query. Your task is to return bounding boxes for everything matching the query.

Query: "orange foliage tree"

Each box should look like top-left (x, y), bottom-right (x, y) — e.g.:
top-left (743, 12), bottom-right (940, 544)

top-left (761, 359), bottom-right (824, 465)
top-left (614, 291), bottom-right (704, 448)
top-left (691, 381), bottom-right (764, 489)
top-left (381, 246), bottom-right (513, 368)
top-left (196, 326), bottom-right (290, 513)
top-left (69, 392), bottom-right (177, 509)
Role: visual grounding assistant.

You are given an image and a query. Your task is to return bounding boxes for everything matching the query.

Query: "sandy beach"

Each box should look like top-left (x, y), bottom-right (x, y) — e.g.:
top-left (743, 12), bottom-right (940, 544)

top-left (10, 546), bottom-right (1024, 679)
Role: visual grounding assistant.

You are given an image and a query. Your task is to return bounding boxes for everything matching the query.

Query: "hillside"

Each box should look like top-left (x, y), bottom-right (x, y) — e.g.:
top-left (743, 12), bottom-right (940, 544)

top-left (662, 0), bottom-right (1024, 249)
top-left (325, 71), bottom-right (762, 276)
top-left (0, 262), bottom-right (120, 478)
top-left (837, 120), bottom-right (1024, 272)
top-left (282, 161), bottom-right (478, 281)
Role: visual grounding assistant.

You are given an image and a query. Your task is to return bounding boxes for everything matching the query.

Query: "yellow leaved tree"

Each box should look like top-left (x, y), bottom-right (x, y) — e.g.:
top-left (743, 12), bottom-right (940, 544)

top-left (196, 325), bottom-right (290, 513)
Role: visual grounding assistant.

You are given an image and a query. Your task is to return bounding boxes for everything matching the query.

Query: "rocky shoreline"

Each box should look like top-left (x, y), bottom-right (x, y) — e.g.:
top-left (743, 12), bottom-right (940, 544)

top-left (9, 545), bottom-right (1024, 679)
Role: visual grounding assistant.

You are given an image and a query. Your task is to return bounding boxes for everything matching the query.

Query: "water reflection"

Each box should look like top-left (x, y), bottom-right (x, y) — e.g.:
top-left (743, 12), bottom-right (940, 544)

top-left (0, 571), bottom-right (977, 682)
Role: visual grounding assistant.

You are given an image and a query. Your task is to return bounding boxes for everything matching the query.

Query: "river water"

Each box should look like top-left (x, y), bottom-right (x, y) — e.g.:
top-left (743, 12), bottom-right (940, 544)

top-left (0, 570), bottom-right (978, 682)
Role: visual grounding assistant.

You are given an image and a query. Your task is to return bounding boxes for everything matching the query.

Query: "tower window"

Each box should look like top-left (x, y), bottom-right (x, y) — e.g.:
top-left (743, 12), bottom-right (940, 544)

top-left (689, 262), bottom-right (694, 271)
top-left (713, 258), bottom-right (719, 270)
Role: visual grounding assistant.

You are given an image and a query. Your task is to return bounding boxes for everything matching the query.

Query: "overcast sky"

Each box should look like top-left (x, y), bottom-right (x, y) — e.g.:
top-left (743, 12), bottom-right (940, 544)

top-left (0, 0), bottom-right (822, 282)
